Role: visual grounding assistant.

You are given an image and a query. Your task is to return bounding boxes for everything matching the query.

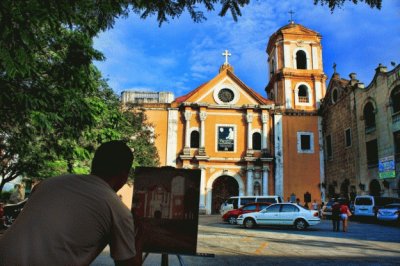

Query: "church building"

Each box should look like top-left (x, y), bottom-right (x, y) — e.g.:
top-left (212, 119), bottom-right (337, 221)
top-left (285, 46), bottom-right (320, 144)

top-left (122, 22), bottom-right (327, 214)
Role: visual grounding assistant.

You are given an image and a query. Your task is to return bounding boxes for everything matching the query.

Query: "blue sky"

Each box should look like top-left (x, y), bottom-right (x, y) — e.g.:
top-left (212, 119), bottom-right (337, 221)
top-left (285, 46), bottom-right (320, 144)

top-left (93, 0), bottom-right (400, 98)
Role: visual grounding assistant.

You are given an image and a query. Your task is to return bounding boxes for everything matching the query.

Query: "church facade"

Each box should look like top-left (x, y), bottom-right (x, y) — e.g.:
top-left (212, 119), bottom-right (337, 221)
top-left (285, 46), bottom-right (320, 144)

top-left (123, 22), bottom-right (327, 214)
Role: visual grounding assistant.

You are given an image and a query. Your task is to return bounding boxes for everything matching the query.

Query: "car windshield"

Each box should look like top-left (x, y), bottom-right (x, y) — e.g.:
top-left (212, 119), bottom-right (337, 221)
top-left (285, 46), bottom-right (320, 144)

top-left (355, 197), bottom-right (372, 205)
top-left (383, 203), bottom-right (400, 209)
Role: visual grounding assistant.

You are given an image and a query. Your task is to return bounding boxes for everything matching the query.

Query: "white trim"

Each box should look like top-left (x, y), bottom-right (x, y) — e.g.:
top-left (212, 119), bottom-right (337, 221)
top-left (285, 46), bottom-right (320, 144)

top-left (207, 157), bottom-right (242, 161)
top-left (274, 114), bottom-right (284, 198)
top-left (312, 46), bottom-right (318, 70)
top-left (189, 127), bottom-right (199, 133)
top-left (294, 82), bottom-right (313, 107)
top-left (285, 79), bottom-right (292, 109)
top-left (315, 80), bottom-right (322, 108)
top-left (199, 168), bottom-right (206, 209)
top-left (213, 86), bottom-right (240, 105)
top-left (166, 109), bottom-right (178, 166)
top-left (283, 44), bottom-right (290, 68)
top-left (297, 132), bottom-right (314, 154)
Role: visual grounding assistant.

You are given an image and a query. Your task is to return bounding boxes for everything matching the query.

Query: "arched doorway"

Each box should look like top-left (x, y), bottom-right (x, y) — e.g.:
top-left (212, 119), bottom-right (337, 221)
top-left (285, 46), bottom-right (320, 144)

top-left (369, 179), bottom-right (381, 196)
top-left (211, 175), bottom-right (239, 214)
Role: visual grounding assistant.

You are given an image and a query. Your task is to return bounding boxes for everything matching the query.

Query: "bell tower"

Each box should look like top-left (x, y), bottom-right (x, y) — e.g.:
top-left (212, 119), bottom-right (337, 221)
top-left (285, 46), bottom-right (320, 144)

top-left (266, 21), bottom-right (327, 203)
top-left (266, 22), bottom-right (327, 110)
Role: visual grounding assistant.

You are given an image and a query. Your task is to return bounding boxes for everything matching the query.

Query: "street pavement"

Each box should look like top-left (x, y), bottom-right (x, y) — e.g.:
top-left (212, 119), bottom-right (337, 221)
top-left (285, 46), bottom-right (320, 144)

top-left (92, 215), bottom-right (400, 266)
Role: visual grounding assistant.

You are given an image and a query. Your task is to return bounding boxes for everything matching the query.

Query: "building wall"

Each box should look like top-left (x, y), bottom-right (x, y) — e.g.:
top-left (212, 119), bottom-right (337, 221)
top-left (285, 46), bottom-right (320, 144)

top-left (354, 66), bottom-right (400, 197)
top-left (281, 115), bottom-right (322, 203)
top-left (321, 75), bottom-right (358, 200)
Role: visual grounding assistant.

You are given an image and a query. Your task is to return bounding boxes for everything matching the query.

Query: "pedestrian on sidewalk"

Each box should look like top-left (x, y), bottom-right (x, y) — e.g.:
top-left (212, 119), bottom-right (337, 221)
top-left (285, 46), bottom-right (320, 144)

top-left (340, 203), bottom-right (351, 232)
top-left (331, 201), bottom-right (341, 232)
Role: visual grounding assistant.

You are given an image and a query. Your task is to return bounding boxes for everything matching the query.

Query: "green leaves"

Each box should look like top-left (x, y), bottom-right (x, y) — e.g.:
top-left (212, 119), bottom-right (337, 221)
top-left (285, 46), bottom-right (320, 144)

top-left (313, 0), bottom-right (382, 11)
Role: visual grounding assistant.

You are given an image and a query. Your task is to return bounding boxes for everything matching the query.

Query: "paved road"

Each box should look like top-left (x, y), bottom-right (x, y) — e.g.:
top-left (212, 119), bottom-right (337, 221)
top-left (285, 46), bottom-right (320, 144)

top-left (92, 215), bottom-right (400, 266)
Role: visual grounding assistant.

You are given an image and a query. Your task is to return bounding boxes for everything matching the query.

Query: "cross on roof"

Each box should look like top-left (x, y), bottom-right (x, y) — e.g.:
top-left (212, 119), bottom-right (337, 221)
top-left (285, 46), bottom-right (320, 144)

top-left (222, 50), bottom-right (231, 65)
top-left (288, 10), bottom-right (295, 24)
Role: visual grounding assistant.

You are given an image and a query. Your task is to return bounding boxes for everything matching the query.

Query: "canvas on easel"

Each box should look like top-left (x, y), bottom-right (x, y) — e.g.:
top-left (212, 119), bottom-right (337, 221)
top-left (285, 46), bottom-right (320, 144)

top-left (132, 167), bottom-right (201, 255)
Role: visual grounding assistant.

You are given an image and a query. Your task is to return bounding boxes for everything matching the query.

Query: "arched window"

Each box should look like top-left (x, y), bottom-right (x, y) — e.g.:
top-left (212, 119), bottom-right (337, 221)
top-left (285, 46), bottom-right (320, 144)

top-left (332, 89), bottom-right (338, 104)
top-left (391, 86), bottom-right (400, 114)
top-left (190, 130), bottom-right (199, 148)
top-left (298, 85), bottom-right (309, 103)
top-left (363, 102), bottom-right (376, 132)
top-left (296, 50), bottom-right (307, 69)
top-left (252, 132), bottom-right (262, 150)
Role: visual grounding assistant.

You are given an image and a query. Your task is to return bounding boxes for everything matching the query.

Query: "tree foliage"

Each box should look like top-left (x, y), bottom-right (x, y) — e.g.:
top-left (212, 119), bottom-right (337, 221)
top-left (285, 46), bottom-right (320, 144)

top-left (313, 0), bottom-right (382, 11)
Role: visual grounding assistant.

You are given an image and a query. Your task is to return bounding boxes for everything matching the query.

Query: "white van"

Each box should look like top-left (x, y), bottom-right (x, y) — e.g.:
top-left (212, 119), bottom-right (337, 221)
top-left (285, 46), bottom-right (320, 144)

top-left (220, 195), bottom-right (283, 214)
top-left (354, 195), bottom-right (400, 217)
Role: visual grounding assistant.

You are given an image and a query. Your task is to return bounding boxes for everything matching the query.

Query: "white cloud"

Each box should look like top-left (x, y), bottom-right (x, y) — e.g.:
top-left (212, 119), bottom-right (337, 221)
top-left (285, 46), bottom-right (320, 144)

top-left (93, 0), bottom-right (399, 96)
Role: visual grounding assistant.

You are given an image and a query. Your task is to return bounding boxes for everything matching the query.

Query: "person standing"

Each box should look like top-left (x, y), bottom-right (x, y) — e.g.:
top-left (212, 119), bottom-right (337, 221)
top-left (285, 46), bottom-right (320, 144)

top-left (312, 200), bottom-right (319, 211)
top-left (0, 140), bottom-right (137, 266)
top-left (340, 203), bottom-right (351, 232)
top-left (331, 201), bottom-right (341, 232)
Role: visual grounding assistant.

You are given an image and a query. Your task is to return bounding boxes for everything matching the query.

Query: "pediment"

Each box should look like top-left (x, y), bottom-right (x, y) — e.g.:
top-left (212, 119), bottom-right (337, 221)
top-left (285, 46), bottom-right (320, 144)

top-left (280, 23), bottom-right (320, 37)
top-left (174, 68), bottom-right (271, 106)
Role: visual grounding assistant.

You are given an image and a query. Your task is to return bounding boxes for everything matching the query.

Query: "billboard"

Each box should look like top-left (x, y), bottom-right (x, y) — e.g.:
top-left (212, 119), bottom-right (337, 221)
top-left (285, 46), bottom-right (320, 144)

top-left (378, 155), bottom-right (396, 179)
top-left (132, 167), bottom-right (201, 255)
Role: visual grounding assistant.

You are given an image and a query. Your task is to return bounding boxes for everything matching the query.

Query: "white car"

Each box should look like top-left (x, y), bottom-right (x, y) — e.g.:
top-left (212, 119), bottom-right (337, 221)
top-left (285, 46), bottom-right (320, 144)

top-left (237, 203), bottom-right (320, 230)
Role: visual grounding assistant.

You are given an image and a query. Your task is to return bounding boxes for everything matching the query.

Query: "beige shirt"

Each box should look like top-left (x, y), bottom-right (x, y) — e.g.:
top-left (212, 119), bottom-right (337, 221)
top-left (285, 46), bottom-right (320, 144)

top-left (0, 174), bottom-right (136, 265)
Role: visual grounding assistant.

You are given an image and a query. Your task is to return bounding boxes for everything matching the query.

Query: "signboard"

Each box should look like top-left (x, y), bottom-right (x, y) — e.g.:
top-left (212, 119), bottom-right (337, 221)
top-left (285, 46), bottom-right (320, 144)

top-left (378, 155), bottom-right (396, 179)
top-left (217, 126), bottom-right (234, 151)
top-left (132, 167), bottom-right (200, 255)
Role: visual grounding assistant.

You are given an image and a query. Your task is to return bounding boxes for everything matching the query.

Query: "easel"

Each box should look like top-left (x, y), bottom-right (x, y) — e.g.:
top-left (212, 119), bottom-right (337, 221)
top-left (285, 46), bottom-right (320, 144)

top-left (142, 252), bottom-right (215, 266)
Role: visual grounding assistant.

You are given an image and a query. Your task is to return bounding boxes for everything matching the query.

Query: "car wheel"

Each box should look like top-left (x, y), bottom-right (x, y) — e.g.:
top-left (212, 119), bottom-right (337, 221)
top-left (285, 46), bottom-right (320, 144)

top-left (294, 219), bottom-right (308, 230)
top-left (244, 218), bottom-right (256, 229)
top-left (228, 216), bottom-right (237, 225)
top-left (4, 215), bottom-right (15, 227)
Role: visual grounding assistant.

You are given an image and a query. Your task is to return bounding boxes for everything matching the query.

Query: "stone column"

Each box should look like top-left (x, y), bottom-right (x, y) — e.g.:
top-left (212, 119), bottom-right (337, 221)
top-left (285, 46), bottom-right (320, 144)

top-left (246, 168), bottom-right (254, 196)
top-left (246, 113), bottom-right (253, 150)
top-left (199, 111), bottom-right (207, 148)
top-left (206, 187), bottom-right (212, 215)
top-left (199, 166), bottom-right (206, 210)
top-left (261, 113), bottom-right (269, 150)
top-left (262, 166), bottom-right (269, 196)
top-left (166, 109), bottom-right (178, 166)
top-left (184, 110), bottom-right (192, 152)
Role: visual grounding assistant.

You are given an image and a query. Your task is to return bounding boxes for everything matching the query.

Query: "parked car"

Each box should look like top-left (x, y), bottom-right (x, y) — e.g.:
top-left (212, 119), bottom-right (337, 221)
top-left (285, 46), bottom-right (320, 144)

top-left (321, 198), bottom-right (348, 219)
top-left (222, 202), bottom-right (271, 224)
top-left (236, 203), bottom-right (320, 230)
top-left (376, 203), bottom-right (400, 223)
top-left (3, 199), bottom-right (28, 227)
top-left (354, 196), bottom-right (400, 218)
top-left (220, 195), bottom-right (283, 214)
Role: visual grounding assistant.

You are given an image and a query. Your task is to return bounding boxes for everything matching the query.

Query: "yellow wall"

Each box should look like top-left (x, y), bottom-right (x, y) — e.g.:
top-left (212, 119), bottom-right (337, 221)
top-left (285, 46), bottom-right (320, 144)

top-left (282, 115), bottom-right (321, 203)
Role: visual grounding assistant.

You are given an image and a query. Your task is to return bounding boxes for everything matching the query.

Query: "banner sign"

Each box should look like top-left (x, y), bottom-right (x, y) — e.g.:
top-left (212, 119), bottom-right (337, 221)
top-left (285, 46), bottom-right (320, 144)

top-left (378, 155), bottom-right (396, 179)
top-left (217, 126), bottom-right (234, 151)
